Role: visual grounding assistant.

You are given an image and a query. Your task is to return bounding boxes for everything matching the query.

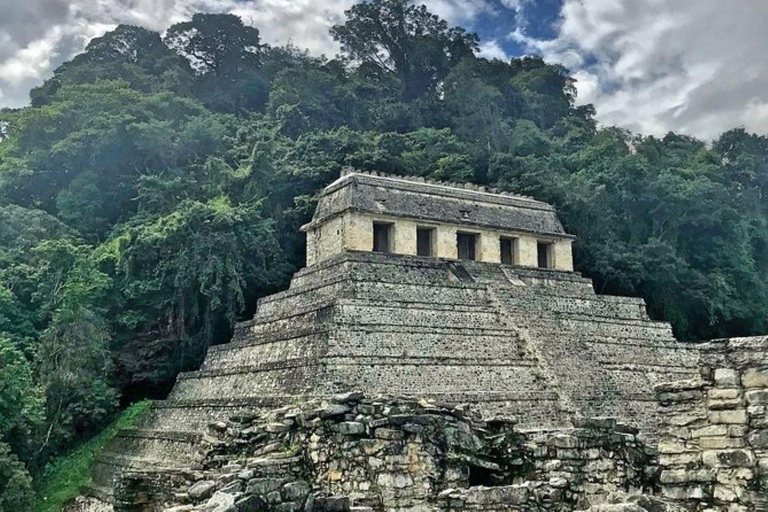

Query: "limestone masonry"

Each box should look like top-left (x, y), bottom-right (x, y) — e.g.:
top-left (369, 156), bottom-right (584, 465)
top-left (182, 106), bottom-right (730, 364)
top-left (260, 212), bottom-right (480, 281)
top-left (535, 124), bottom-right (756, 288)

top-left (74, 171), bottom-right (767, 511)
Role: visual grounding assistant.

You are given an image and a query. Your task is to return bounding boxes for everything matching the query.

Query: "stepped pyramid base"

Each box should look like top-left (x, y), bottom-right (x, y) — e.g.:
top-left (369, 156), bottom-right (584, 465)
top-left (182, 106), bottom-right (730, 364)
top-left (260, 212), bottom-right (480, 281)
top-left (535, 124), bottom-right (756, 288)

top-left (91, 252), bottom-right (700, 498)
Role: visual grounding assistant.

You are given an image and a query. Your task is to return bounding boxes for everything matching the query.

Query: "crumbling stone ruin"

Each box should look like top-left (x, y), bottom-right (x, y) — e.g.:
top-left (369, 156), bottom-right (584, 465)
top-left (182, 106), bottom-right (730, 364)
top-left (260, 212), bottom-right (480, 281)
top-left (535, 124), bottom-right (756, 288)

top-left (107, 393), bottom-right (662, 512)
top-left (71, 171), bottom-right (767, 511)
top-left (656, 336), bottom-right (768, 510)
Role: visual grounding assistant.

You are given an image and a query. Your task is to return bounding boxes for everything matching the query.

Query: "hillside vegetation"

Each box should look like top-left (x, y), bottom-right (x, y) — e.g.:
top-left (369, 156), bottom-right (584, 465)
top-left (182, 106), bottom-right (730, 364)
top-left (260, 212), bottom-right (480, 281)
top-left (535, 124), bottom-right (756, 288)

top-left (0, 1), bottom-right (766, 505)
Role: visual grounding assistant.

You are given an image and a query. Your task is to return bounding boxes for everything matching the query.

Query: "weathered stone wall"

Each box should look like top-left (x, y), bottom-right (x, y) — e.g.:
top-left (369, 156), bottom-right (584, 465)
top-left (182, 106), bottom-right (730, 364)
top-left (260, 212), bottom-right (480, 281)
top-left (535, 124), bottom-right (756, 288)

top-left (111, 394), bottom-right (664, 512)
top-left (655, 336), bottom-right (768, 510)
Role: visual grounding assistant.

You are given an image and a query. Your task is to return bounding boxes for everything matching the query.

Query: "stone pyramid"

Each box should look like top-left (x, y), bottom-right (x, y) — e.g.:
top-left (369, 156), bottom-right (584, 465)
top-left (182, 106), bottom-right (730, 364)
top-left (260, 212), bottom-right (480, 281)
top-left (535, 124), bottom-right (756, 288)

top-left (89, 172), bottom-right (700, 501)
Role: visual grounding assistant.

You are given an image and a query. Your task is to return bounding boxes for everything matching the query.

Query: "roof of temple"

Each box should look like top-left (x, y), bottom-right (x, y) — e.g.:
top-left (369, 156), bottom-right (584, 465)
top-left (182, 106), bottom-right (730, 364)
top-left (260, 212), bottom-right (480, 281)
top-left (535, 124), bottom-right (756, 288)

top-left (302, 169), bottom-right (573, 238)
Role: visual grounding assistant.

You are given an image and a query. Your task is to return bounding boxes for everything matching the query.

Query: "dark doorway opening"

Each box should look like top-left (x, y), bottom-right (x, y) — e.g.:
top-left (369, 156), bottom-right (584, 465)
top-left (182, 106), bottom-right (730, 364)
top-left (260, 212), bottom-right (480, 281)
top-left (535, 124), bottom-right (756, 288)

top-left (500, 237), bottom-right (515, 265)
top-left (417, 227), bottom-right (435, 257)
top-left (468, 464), bottom-right (500, 486)
top-left (537, 242), bottom-right (552, 269)
top-left (457, 233), bottom-right (477, 261)
top-left (373, 222), bottom-right (393, 253)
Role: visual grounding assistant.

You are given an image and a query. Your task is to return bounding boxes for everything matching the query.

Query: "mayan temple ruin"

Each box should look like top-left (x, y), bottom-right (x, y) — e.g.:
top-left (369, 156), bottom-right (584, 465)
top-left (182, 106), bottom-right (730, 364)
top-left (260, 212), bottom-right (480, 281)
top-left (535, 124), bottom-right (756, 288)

top-left (74, 171), bottom-right (768, 512)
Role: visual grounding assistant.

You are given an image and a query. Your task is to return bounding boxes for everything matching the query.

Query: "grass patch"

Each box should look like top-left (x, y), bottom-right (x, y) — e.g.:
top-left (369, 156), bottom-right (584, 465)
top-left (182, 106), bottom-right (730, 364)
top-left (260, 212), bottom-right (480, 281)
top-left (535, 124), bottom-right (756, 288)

top-left (34, 400), bottom-right (152, 512)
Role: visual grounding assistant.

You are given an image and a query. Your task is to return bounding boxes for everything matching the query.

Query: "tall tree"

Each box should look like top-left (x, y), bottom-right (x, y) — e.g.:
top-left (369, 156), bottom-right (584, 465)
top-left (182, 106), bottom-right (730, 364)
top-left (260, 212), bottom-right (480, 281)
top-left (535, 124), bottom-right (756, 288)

top-left (164, 14), bottom-right (268, 113)
top-left (30, 25), bottom-right (194, 105)
top-left (331, 0), bottom-right (478, 100)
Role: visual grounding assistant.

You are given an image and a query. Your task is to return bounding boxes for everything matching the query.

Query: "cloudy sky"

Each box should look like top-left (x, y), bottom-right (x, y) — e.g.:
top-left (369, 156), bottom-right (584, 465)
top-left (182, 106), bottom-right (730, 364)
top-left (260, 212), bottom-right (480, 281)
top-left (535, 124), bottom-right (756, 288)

top-left (1, 0), bottom-right (766, 139)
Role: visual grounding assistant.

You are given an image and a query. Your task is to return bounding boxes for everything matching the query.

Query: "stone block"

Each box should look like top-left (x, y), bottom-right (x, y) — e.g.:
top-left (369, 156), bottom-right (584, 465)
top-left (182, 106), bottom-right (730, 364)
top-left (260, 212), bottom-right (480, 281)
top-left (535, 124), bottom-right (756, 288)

top-left (318, 404), bottom-right (351, 418)
top-left (659, 452), bottom-right (700, 467)
top-left (661, 484), bottom-right (711, 500)
top-left (333, 422), bottom-right (365, 435)
top-left (746, 429), bottom-right (768, 448)
top-left (708, 389), bottom-right (740, 400)
top-left (658, 390), bottom-right (703, 403)
top-left (659, 469), bottom-right (714, 484)
top-left (547, 434), bottom-right (579, 449)
top-left (745, 389), bottom-right (768, 405)
top-left (189, 480), bottom-right (218, 500)
top-left (234, 495), bottom-right (267, 512)
top-left (713, 484), bottom-right (738, 503)
top-left (691, 424), bottom-right (729, 438)
top-left (376, 473), bottom-right (413, 489)
top-left (281, 481), bottom-right (310, 501)
top-left (662, 411), bottom-right (707, 427)
top-left (708, 410), bottom-right (747, 425)
top-left (464, 485), bottom-right (528, 505)
top-left (714, 369), bottom-right (739, 387)
top-left (728, 425), bottom-right (748, 437)
top-left (658, 441), bottom-right (692, 454)
top-left (373, 428), bottom-right (404, 440)
top-left (246, 478), bottom-right (284, 496)
top-left (702, 449), bottom-right (755, 468)
top-left (742, 369), bottom-right (768, 388)
top-left (708, 398), bottom-right (743, 410)
top-left (206, 490), bottom-right (238, 510)
top-left (700, 436), bottom-right (744, 449)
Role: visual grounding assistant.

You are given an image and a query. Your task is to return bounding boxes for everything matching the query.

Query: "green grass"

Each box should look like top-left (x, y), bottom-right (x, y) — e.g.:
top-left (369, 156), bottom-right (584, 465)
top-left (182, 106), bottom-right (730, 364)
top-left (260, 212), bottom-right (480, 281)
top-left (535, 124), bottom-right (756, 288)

top-left (34, 400), bottom-right (152, 512)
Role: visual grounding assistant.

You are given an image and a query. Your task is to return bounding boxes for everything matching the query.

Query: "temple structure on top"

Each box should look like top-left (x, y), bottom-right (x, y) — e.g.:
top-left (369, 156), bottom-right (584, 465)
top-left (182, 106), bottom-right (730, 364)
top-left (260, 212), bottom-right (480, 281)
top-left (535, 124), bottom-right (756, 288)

top-left (302, 169), bottom-right (575, 270)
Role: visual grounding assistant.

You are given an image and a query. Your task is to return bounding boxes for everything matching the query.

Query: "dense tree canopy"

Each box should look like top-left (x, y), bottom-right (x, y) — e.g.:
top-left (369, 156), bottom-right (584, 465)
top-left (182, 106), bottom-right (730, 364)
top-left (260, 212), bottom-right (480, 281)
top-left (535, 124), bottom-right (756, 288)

top-left (0, 2), bottom-right (767, 500)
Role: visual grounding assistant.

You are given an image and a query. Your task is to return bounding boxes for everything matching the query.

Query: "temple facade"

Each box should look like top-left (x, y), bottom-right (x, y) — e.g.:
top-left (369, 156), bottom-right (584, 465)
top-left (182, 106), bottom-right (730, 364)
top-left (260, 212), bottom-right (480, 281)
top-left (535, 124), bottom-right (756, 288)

top-left (302, 170), bottom-right (574, 270)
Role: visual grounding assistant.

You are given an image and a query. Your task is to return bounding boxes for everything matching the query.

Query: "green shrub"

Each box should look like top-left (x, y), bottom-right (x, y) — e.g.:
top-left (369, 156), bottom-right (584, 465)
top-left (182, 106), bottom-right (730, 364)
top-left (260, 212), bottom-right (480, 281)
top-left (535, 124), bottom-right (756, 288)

top-left (0, 441), bottom-right (34, 511)
top-left (34, 400), bottom-right (151, 512)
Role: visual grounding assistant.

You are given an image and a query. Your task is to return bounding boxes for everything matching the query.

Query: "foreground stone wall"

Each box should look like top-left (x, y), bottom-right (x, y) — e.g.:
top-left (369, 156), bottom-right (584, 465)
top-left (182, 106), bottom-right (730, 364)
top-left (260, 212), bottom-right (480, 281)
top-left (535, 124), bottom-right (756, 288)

top-left (111, 394), bottom-right (667, 512)
top-left (656, 336), bottom-right (768, 510)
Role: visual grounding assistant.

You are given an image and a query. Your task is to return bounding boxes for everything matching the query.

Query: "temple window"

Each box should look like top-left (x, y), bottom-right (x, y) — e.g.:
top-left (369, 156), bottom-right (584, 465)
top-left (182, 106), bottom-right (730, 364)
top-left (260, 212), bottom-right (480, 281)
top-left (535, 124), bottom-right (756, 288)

top-left (500, 237), bottom-right (516, 265)
top-left (537, 242), bottom-right (552, 269)
top-left (457, 232), bottom-right (478, 261)
top-left (417, 227), bottom-right (435, 257)
top-left (373, 222), bottom-right (394, 253)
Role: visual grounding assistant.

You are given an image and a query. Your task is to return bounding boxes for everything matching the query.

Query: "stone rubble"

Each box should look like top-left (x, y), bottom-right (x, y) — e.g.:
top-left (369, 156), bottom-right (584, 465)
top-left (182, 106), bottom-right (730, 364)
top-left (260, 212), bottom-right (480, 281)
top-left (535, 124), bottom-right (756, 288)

top-left (111, 393), bottom-right (671, 512)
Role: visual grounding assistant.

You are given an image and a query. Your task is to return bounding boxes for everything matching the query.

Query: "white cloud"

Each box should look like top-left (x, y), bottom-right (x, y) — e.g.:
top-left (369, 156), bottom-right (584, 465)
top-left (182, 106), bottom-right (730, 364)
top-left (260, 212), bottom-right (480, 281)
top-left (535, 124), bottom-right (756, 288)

top-left (420, 0), bottom-right (494, 24)
top-left (478, 40), bottom-right (509, 60)
top-left (515, 0), bottom-right (768, 139)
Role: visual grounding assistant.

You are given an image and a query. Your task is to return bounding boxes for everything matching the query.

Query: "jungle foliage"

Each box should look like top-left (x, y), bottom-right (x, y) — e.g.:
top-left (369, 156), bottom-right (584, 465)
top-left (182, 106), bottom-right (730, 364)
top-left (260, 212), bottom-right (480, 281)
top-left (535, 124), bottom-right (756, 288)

top-left (0, 1), bottom-right (766, 502)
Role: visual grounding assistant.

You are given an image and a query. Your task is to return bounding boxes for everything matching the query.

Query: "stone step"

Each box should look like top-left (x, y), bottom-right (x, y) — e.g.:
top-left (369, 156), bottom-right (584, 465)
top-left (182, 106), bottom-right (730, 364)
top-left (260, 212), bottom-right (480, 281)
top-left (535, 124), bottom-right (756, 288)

top-left (201, 333), bottom-right (328, 371)
top-left (203, 329), bottom-right (531, 373)
top-left (143, 390), bottom-right (570, 434)
top-left (91, 453), bottom-right (186, 491)
top-left (169, 356), bottom-right (554, 403)
top-left (332, 302), bottom-right (503, 329)
top-left (168, 358), bottom-right (319, 401)
top-left (522, 317), bottom-right (675, 341)
top-left (498, 296), bottom-right (650, 322)
top-left (226, 323), bottom-right (525, 355)
top-left (258, 279), bottom-right (492, 317)
top-left (325, 328), bottom-right (529, 360)
top-left (97, 427), bottom-right (202, 466)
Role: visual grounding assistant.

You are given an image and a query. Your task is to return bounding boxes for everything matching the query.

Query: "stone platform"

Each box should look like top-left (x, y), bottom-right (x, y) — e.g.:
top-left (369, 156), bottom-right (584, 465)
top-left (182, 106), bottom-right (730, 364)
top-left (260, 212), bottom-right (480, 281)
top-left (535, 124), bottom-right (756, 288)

top-left (90, 252), bottom-right (699, 500)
